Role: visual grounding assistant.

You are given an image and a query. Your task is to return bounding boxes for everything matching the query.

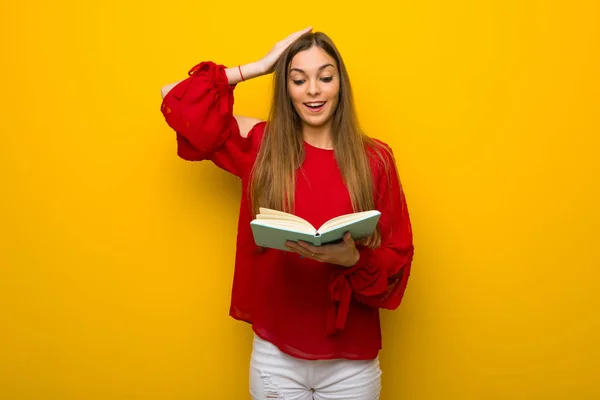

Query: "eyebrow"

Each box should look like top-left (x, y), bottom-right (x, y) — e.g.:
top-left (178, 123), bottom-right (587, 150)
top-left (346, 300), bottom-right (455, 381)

top-left (289, 64), bottom-right (334, 73)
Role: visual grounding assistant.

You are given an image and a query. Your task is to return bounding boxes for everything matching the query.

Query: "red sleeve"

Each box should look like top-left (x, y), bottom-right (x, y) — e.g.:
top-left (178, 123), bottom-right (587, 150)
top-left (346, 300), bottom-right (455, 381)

top-left (348, 159), bottom-right (414, 309)
top-left (327, 144), bottom-right (414, 335)
top-left (160, 61), bottom-right (259, 177)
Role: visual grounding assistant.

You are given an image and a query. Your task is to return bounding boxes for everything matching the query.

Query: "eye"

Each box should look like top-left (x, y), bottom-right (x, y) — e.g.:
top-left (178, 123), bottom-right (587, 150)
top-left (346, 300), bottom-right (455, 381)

top-left (320, 77), bottom-right (333, 83)
top-left (293, 79), bottom-right (305, 85)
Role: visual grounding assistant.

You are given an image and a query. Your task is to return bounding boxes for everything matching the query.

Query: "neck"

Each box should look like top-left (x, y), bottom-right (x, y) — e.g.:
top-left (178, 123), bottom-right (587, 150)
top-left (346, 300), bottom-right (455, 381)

top-left (302, 121), bottom-right (334, 150)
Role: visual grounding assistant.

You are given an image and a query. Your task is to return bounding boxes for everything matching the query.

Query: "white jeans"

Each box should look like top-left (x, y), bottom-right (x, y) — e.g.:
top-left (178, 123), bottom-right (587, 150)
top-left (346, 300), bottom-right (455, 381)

top-left (249, 334), bottom-right (382, 400)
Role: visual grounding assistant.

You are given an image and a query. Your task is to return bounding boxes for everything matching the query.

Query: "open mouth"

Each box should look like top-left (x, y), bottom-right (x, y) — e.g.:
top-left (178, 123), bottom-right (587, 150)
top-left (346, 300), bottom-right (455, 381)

top-left (303, 101), bottom-right (327, 113)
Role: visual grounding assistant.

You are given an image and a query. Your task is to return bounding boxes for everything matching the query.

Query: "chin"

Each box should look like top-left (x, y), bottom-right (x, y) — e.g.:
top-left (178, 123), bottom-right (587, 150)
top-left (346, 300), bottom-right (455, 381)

top-left (303, 119), bottom-right (331, 130)
top-left (300, 112), bottom-right (334, 128)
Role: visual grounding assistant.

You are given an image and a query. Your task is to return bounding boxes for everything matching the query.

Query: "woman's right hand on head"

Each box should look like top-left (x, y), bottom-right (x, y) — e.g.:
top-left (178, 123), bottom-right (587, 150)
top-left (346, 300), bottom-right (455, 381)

top-left (258, 27), bottom-right (313, 74)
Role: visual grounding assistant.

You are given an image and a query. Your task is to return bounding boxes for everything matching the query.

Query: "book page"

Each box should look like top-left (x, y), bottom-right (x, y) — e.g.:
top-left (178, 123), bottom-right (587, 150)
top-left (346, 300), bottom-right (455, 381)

top-left (318, 210), bottom-right (381, 234)
top-left (257, 208), bottom-right (315, 229)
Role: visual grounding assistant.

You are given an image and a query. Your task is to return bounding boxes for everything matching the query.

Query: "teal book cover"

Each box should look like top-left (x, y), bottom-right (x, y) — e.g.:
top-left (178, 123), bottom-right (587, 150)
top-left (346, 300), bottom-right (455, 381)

top-left (250, 209), bottom-right (381, 252)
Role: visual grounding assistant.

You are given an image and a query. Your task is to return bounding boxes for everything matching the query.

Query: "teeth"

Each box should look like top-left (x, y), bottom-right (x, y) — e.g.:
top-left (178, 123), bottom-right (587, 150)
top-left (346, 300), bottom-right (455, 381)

top-left (306, 102), bottom-right (325, 107)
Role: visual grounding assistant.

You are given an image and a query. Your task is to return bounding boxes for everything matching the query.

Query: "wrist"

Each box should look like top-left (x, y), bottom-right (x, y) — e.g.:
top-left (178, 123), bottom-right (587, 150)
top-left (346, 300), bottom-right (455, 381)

top-left (226, 62), bottom-right (266, 85)
top-left (250, 60), bottom-right (268, 76)
top-left (240, 61), bottom-right (267, 80)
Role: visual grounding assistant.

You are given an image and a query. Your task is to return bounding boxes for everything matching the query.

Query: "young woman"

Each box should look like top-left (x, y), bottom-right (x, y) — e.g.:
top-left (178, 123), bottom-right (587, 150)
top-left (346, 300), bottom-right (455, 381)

top-left (160, 27), bottom-right (414, 400)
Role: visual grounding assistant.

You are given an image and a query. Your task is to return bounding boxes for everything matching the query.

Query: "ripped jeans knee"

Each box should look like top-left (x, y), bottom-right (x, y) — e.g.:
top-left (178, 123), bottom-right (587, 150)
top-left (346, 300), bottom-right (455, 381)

top-left (250, 367), bottom-right (288, 400)
top-left (259, 371), bottom-right (284, 399)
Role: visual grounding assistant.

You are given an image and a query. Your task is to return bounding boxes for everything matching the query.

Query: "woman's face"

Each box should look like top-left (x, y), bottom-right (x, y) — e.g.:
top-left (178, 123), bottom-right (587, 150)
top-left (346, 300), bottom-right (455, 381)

top-left (288, 46), bottom-right (340, 130)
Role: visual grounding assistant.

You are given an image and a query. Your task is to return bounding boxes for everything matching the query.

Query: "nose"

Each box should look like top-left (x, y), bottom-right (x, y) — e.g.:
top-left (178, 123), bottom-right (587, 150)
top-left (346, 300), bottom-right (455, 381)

top-left (307, 79), bottom-right (321, 96)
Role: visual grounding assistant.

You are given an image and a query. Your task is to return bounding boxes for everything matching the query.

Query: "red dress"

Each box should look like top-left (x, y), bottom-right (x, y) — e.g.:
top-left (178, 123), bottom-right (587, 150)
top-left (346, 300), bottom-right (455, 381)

top-left (160, 61), bottom-right (415, 360)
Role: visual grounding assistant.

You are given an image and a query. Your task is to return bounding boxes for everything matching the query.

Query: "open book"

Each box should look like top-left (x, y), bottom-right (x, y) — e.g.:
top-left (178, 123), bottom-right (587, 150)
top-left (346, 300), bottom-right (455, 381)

top-left (250, 207), bottom-right (381, 251)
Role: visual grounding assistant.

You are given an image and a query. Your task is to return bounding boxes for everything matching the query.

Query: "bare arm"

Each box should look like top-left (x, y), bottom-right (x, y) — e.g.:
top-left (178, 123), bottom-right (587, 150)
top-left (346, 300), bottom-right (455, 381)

top-left (160, 27), bottom-right (312, 138)
top-left (160, 62), bottom-right (266, 138)
top-left (160, 61), bottom-right (266, 99)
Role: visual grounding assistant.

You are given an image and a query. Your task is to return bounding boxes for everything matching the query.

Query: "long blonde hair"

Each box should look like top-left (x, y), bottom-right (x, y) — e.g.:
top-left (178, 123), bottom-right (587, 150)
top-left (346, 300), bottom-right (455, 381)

top-left (249, 32), bottom-right (395, 248)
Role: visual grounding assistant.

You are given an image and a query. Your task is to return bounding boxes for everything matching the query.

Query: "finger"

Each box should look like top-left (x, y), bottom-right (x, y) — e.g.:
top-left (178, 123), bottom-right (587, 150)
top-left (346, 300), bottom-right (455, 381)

top-left (297, 26), bottom-right (313, 35)
top-left (287, 246), bottom-right (305, 256)
top-left (343, 232), bottom-right (355, 245)
top-left (283, 26), bottom-right (312, 45)
top-left (297, 240), bottom-right (321, 255)
top-left (285, 243), bottom-right (308, 257)
top-left (291, 246), bottom-right (318, 260)
top-left (286, 241), bottom-right (322, 260)
top-left (285, 241), bottom-right (304, 252)
top-left (286, 241), bottom-right (315, 257)
top-left (289, 26), bottom-right (312, 39)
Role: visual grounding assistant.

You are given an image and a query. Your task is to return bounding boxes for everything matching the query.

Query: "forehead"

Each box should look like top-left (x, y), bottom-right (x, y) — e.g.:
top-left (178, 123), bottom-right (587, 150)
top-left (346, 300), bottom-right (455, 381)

top-left (289, 46), bottom-right (337, 72)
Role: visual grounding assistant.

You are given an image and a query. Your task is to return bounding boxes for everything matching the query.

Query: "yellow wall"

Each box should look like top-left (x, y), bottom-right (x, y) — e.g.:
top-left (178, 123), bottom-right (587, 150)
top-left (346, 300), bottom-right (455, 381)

top-left (2, 0), bottom-right (599, 398)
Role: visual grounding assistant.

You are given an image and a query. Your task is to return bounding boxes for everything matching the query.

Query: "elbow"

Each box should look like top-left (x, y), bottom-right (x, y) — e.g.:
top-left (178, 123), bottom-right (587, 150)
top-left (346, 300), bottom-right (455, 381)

top-left (161, 81), bottom-right (179, 99)
top-left (161, 86), bottom-right (169, 100)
